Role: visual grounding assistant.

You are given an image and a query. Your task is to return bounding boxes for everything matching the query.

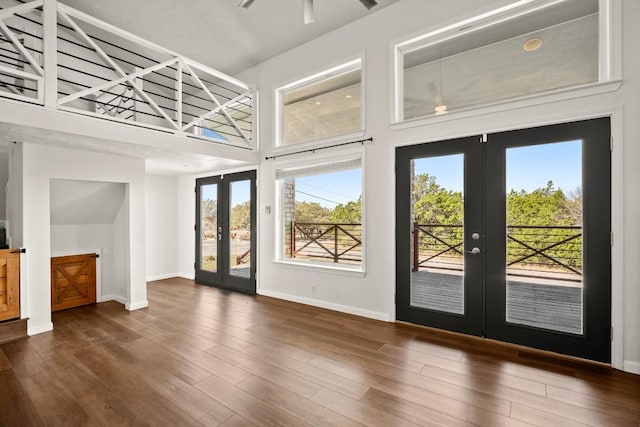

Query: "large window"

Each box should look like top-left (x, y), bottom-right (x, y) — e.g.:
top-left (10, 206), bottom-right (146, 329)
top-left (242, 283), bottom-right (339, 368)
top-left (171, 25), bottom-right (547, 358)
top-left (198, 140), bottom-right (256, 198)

top-left (277, 157), bottom-right (363, 269)
top-left (276, 59), bottom-right (363, 146)
top-left (394, 0), bottom-right (603, 122)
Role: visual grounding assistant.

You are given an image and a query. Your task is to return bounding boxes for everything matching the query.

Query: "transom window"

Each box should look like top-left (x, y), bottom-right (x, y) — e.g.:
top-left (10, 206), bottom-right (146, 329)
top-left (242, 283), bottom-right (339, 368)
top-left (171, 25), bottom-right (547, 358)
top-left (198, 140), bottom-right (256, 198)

top-left (394, 0), bottom-right (603, 122)
top-left (276, 59), bottom-right (363, 146)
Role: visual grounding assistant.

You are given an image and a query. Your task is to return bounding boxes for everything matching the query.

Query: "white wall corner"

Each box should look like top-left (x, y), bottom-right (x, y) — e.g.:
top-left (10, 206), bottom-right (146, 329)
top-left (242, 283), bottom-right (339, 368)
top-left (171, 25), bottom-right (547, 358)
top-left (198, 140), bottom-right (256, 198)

top-left (100, 294), bottom-right (127, 305)
top-left (623, 360), bottom-right (640, 375)
top-left (126, 300), bottom-right (149, 311)
top-left (177, 272), bottom-right (195, 280)
top-left (258, 289), bottom-right (391, 322)
top-left (27, 321), bottom-right (53, 336)
top-left (146, 273), bottom-right (179, 282)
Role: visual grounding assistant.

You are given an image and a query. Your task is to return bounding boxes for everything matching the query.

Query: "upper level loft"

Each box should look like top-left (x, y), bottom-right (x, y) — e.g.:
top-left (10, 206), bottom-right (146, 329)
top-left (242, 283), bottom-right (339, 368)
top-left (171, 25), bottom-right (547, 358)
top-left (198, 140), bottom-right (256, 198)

top-left (0, 0), bottom-right (256, 161)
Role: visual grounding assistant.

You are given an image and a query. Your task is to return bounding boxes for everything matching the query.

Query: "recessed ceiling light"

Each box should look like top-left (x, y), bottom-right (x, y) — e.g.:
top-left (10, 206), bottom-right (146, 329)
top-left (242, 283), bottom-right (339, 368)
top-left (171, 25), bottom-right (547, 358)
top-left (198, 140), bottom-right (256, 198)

top-left (345, 95), bottom-right (352, 98)
top-left (315, 101), bottom-right (322, 105)
top-left (434, 105), bottom-right (448, 114)
top-left (523, 37), bottom-right (543, 52)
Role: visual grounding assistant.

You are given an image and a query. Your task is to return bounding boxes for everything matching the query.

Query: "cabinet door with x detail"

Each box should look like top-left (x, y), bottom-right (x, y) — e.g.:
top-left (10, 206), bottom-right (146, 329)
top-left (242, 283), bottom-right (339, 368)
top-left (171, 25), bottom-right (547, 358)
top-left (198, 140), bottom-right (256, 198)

top-left (51, 253), bottom-right (97, 312)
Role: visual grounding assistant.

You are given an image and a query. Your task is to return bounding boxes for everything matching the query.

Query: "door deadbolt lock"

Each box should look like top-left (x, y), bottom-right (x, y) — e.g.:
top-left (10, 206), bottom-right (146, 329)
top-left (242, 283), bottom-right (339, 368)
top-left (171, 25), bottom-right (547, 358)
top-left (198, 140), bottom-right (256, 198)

top-left (472, 232), bottom-right (480, 240)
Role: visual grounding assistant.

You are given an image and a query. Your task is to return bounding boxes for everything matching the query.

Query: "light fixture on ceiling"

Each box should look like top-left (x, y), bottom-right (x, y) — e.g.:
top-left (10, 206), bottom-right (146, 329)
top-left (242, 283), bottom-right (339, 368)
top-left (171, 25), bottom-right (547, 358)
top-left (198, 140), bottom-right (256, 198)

top-left (238, 0), bottom-right (379, 24)
top-left (434, 105), bottom-right (448, 115)
top-left (523, 37), bottom-right (543, 52)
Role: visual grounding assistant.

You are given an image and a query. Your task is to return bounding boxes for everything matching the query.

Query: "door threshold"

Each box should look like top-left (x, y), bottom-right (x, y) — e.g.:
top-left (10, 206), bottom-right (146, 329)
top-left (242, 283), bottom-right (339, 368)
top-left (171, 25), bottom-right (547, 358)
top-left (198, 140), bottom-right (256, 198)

top-left (395, 320), bottom-right (612, 373)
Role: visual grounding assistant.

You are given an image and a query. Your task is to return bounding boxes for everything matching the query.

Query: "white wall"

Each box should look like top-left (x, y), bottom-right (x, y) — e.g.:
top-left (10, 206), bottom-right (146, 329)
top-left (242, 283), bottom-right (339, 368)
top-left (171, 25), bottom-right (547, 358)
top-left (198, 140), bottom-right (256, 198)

top-left (6, 142), bottom-right (23, 248)
top-left (0, 151), bottom-right (8, 222)
top-left (21, 143), bottom-right (147, 335)
top-left (177, 174), bottom-right (196, 279)
top-left (113, 192), bottom-right (130, 301)
top-left (145, 174), bottom-right (179, 280)
top-left (186, 0), bottom-right (638, 372)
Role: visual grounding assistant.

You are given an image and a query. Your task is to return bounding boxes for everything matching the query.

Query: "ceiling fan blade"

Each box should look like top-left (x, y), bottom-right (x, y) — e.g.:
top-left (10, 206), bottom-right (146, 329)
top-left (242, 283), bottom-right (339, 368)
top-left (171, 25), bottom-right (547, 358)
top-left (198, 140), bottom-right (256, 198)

top-left (303, 0), bottom-right (315, 24)
top-left (238, 0), bottom-right (256, 8)
top-left (358, 0), bottom-right (378, 10)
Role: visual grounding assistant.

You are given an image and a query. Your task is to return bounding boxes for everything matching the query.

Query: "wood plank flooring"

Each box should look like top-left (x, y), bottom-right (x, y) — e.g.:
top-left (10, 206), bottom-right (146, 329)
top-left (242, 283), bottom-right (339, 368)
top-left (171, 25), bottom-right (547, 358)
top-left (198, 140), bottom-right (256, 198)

top-left (1, 277), bottom-right (638, 426)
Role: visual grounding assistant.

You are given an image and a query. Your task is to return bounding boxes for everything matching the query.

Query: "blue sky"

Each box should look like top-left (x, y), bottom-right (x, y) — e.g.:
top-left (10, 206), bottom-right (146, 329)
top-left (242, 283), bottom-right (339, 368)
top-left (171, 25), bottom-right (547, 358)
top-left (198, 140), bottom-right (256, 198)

top-left (295, 168), bottom-right (362, 207)
top-left (201, 180), bottom-right (251, 208)
top-left (414, 140), bottom-right (582, 194)
top-left (202, 183), bottom-right (217, 202)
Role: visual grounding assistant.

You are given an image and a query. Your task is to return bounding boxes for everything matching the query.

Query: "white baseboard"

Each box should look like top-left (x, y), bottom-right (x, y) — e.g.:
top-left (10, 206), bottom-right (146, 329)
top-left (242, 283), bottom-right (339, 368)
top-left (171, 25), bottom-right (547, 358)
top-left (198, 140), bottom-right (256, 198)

top-left (126, 300), bottom-right (149, 311)
top-left (177, 272), bottom-right (195, 280)
top-left (258, 289), bottom-right (391, 322)
top-left (146, 273), bottom-right (180, 282)
top-left (101, 294), bottom-right (127, 305)
top-left (27, 321), bottom-right (53, 336)
top-left (623, 360), bottom-right (640, 375)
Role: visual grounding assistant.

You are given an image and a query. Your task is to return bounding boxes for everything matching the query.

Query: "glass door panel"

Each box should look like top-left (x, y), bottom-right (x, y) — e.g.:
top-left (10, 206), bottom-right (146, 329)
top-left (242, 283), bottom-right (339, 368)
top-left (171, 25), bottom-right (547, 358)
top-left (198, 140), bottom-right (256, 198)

top-left (398, 118), bottom-right (611, 362)
top-left (485, 118), bottom-right (611, 362)
top-left (411, 155), bottom-right (465, 315)
top-left (396, 135), bottom-right (483, 336)
top-left (505, 141), bottom-right (583, 335)
top-left (200, 183), bottom-right (218, 273)
top-left (195, 170), bottom-right (256, 294)
top-left (228, 179), bottom-right (251, 278)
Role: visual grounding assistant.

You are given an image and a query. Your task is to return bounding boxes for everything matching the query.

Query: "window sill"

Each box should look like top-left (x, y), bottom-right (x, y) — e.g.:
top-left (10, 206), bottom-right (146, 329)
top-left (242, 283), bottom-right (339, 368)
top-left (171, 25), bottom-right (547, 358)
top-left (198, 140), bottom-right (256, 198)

top-left (390, 80), bottom-right (623, 132)
top-left (272, 259), bottom-right (366, 278)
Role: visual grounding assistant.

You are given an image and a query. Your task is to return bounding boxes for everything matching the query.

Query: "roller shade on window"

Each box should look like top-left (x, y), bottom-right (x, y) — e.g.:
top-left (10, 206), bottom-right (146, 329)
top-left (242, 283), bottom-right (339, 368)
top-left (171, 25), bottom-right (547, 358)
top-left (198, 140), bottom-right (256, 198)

top-left (276, 158), bottom-right (361, 180)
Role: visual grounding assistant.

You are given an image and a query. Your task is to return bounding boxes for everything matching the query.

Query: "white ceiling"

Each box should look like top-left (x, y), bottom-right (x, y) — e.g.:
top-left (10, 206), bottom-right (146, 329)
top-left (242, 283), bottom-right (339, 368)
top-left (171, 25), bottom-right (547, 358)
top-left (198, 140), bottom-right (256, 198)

top-left (58, 0), bottom-right (402, 76)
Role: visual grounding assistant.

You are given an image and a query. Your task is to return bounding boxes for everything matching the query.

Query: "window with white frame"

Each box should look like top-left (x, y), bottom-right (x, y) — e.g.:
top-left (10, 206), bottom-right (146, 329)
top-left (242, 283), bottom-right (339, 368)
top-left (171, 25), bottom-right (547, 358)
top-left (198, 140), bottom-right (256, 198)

top-left (277, 157), bottom-right (363, 269)
top-left (276, 59), bottom-right (363, 146)
top-left (394, 0), bottom-right (604, 122)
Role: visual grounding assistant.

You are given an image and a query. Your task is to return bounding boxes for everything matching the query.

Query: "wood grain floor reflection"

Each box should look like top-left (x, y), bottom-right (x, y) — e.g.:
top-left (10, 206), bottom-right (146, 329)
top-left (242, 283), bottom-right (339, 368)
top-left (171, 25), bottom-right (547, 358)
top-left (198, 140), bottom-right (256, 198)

top-left (1, 277), bottom-right (638, 426)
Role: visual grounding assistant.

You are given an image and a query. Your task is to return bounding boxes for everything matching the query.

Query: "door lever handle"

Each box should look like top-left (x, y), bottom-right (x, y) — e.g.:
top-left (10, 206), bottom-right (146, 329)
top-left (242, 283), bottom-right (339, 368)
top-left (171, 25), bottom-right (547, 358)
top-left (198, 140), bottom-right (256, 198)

top-left (465, 247), bottom-right (481, 255)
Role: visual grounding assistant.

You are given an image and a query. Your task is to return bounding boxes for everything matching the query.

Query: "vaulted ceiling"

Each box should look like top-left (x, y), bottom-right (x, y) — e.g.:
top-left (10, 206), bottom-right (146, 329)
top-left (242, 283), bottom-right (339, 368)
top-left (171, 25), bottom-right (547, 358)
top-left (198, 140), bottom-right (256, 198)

top-left (58, 0), bottom-right (402, 76)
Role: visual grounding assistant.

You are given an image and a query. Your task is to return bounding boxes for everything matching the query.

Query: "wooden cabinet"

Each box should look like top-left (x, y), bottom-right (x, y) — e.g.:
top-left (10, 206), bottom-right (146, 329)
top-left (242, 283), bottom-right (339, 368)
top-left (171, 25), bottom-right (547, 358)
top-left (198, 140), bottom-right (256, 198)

top-left (0, 249), bottom-right (20, 322)
top-left (51, 253), bottom-right (97, 312)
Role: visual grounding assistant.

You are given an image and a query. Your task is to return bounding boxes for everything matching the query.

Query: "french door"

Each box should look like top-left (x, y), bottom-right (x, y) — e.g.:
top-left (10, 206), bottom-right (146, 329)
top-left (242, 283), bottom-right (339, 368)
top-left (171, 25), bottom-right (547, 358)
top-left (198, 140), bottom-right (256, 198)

top-left (195, 170), bottom-right (256, 294)
top-left (396, 118), bottom-right (611, 362)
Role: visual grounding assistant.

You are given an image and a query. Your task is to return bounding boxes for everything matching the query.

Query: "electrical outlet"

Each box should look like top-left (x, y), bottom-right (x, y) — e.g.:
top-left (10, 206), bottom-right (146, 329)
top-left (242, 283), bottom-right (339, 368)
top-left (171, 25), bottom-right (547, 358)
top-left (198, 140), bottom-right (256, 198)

top-left (311, 284), bottom-right (317, 294)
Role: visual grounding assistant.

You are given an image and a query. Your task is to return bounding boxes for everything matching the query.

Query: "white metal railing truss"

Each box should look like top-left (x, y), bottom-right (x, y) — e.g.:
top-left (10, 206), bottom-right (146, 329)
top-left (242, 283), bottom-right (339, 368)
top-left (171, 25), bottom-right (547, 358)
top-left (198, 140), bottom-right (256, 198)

top-left (0, 0), bottom-right (255, 150)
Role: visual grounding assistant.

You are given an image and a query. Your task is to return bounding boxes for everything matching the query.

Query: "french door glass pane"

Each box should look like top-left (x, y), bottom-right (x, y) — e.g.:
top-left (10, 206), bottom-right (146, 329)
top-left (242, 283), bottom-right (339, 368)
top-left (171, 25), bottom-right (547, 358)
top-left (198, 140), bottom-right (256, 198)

top-left (200, 184), bottom-right (218, 272)
top-left (229, 180), bottom-right (251, 278)
top-left (505, 140), bottom-right (583, 334)
top-left (411, 155), bottom-right (465, 314)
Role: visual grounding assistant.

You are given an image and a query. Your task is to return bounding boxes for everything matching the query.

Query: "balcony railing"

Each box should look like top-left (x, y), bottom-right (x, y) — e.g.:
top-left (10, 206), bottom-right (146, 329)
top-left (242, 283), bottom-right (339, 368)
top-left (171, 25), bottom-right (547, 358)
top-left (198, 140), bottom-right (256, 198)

top-left (413, 223), bottom-right (582, 282)
top-left (291, 222), bottom-right (361, 264)
top-left (0, 0), bottom-right (255, 149)
top-left (288, 221), bottom-right (581, 279)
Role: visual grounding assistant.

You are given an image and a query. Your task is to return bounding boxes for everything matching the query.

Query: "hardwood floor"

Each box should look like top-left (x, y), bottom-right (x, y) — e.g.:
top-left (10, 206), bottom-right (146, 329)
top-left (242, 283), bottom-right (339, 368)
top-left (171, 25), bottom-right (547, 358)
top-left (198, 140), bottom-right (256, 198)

top-left (1, 277), bottom-right (638, 426)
